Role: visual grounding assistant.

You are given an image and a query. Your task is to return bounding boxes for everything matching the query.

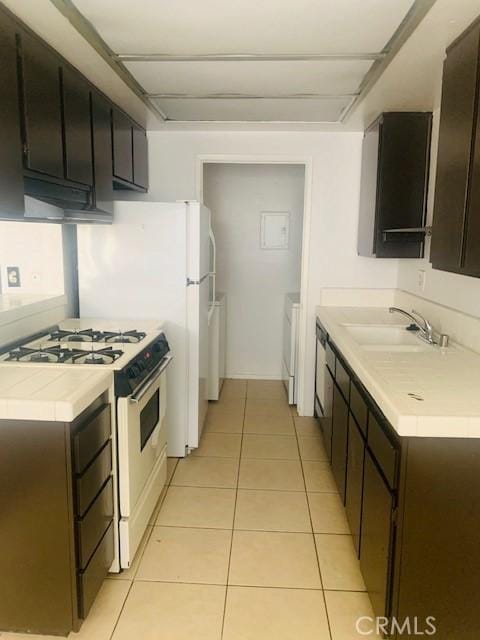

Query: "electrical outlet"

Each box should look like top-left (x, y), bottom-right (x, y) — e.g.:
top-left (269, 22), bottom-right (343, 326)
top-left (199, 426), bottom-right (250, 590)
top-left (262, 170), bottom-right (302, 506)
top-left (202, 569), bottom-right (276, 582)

top-left (7, 266), bottom-right (21, 288)
top-left (417, 269), bottom-right (426, 292)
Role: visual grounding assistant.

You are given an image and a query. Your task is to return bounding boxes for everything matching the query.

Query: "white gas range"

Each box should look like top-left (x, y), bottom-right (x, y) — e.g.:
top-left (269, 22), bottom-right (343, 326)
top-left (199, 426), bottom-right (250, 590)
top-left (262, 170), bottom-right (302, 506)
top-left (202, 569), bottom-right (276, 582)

top-left (0, 318), bottom-right (172, 572)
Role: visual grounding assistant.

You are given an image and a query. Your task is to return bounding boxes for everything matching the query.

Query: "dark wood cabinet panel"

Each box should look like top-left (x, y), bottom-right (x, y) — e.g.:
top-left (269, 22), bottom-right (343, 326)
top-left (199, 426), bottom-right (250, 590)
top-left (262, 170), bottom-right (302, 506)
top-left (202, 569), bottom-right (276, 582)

top-left (321, 367), bottom-right (334, 461)
top-left (0, 395), bottom-right (112, 635)
top-left (0, 13), bottom-right (24, 220)
top-left (331, 383), bottom-right (349, 502)
top-left (360, 450), bottom-right (395, 619)
top-left (431, 24), bottom-right (480, 272)
top-left (395, 438), bottom-right (480, 639)
top-left (133, 125), bottom-right (148, 189)
top-left (358, 112), bottom-right (432, 259)
top-left (112, 108), bottom-right (133, 183)
top-left (91, 92), bottom-right (114, 213)
top-left (19, 32), bottom-right (64, 179)
top-left (62, 67), bottom-right (93, 186)
top-left (463, 67), bottom-right (480, 275)
top-left (345, 414), bottom-right (365, 555)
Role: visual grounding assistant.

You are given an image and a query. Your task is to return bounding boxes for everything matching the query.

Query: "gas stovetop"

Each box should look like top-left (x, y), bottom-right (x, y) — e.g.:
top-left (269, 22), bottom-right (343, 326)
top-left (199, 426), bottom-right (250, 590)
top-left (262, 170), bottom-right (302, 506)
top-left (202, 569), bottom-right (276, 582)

top-left (0, 319), bottom-right (170, 396)
top-left (47, 328), bottom-right (147, 344)
top-left (4, 344), bottom-right (124, 365)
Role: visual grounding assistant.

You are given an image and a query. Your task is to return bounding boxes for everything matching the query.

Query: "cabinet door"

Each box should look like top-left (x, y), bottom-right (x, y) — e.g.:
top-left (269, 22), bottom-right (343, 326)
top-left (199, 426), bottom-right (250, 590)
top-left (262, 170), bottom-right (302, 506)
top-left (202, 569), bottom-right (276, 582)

top-left (0, 12), bottom-right (24, 219)
top-left (112, 108), bottom-right (133, 183)
top-left (62, 67), bottom-right (93, 186)
top-left (132, 125), bottom-right (148, 189)
top-left (91, 92), bottom-right (114, 213)
top-left (19, 32), bottom-right (64, 179)
top-left (345, 414), bottom-right (365, 555)
top-left (331, 383), bottom-right (348, 502)
top-left (321, 367), bottom-right (334, 461)
top-left (360, 450), bottom-right (395, 619)
top-left (463, 74), bottom-right (480, 275)
top-left (431, 25), bottom-right (480, 272)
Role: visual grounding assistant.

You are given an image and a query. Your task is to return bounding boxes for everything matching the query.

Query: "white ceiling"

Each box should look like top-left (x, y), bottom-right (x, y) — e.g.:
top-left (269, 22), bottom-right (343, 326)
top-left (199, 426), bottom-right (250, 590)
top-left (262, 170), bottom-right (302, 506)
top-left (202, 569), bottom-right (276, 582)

top-left (71, 0), bottom-right (424, 124)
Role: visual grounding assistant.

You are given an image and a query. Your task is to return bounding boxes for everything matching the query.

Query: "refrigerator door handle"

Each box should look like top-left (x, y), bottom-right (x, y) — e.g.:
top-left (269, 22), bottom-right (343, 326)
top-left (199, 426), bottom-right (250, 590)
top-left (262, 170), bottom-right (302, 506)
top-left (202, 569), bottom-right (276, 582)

top-left (187, 273), bottom-right (209, 286)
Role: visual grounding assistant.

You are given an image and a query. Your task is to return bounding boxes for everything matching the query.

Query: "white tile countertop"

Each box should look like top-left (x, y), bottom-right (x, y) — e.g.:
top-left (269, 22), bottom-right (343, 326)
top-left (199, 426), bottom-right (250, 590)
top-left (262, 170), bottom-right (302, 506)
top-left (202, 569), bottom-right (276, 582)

top-left (316, 305), bottom-right (480, 438)
top-left (0, 366), bottom-right (112, 422)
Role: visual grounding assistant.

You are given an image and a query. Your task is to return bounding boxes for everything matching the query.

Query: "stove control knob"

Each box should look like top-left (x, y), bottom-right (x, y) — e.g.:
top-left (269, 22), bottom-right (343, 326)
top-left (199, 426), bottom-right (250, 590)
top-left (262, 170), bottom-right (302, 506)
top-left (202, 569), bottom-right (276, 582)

top-left (127, 366), bottom-right (137, 379)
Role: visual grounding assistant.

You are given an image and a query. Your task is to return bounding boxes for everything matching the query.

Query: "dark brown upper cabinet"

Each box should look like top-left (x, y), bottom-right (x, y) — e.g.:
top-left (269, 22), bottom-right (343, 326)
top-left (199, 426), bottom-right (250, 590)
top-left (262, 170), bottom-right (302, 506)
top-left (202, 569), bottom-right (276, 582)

top-left (18, 31), bottom-right (64, 180)
top-left (112, 108), bottom-right (134, 184)
top-left (91, 92), bottom-right (114, 214)
top-left (431, 20), bottom-right (480, 277)
top-left (0, 12), bottom-right (24, 220)
top-left (357, 112), bottom-right (432, 259)
top-left (133, 125), bottom-right (148, 190)
top-left (61, 67), bottom-right (93, 186)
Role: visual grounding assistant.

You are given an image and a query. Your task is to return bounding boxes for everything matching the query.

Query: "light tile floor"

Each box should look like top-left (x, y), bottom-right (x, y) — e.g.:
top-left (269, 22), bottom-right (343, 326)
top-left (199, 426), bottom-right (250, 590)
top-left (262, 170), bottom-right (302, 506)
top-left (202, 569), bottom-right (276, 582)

top-left (12, 379), bottom-right (380, 640)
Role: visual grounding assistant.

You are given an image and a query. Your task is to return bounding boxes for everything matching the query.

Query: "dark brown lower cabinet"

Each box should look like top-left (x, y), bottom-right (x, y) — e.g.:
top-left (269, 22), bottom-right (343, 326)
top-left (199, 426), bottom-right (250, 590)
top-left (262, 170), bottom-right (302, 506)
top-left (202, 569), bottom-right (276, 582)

top-left (345, 413), bottom-right (365, 555)
top-left (360, 450), bottom-right (395, 620)
top-left (0, 395), bottom-right (113, 636)
top-left (315, 329), bottom-right (480, 638)
top-left (331, 383), bottom-right (349, 502)
top-left (320, 366), bottom-right (334, 461)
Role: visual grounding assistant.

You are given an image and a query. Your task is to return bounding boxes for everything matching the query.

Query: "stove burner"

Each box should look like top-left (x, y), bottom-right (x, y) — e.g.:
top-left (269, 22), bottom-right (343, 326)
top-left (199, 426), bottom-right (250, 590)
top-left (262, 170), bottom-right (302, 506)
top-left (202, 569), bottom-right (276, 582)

top-left (48, 329), bottom-right (104, 343)
top-left (71, 346), bottom-right (124, 366)
top-left (83, 354), bottom-right (106, 365)
top-left (103, 330), bottom-right (147, 344)
top-left (6, 346), bottom-right (67, 363)
top-left (30, 352), bottom-right (51, 363)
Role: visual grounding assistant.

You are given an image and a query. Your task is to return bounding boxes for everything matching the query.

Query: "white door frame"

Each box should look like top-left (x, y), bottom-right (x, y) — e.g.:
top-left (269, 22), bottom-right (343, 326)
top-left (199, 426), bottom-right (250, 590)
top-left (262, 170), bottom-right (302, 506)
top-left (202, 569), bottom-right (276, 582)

top-left (196, 154), bottom-right (313, 416)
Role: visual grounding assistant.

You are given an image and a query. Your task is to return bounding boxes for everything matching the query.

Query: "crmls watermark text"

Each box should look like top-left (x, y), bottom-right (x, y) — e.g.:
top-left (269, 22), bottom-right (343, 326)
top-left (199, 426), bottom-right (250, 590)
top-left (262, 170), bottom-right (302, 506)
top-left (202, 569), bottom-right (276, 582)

top-left (356, 616), bottom-right (437, 636)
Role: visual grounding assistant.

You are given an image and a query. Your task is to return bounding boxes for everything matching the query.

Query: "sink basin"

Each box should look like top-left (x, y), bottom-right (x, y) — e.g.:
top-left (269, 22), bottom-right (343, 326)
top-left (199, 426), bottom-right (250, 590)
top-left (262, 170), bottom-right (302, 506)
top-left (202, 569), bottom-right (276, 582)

top-left (342, 324), bottom-right (432, 352)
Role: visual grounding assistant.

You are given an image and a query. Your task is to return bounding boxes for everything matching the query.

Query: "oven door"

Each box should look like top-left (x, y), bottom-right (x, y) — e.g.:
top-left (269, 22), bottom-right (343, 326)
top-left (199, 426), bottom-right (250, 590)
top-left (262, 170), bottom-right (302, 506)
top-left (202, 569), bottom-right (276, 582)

top-left (117, 356), bottom-right (172, 519)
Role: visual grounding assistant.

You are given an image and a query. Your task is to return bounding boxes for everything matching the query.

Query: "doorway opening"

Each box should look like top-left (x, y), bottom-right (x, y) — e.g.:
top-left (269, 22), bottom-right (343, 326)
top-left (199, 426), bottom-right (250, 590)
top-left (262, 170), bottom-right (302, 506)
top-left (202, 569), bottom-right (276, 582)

top-left (202, 161), bottom-right (309, 411)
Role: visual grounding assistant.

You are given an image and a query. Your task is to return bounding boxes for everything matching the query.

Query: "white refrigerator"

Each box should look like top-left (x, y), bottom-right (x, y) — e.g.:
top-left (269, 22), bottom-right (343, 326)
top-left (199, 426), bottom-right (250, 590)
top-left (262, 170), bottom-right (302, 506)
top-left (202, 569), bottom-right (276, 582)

top-left (77, 200), bottom-right (212, 457)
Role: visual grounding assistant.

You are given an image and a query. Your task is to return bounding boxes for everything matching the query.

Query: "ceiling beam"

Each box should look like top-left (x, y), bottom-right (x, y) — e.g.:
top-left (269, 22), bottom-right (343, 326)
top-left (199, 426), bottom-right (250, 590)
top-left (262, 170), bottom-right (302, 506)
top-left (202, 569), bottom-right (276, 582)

top-left (149, 93), bottom-right (358, 100)
top-left (49, 0), bottom-right (167, 121)
top-left (117, 53), bottom-right (384, 63)
top-left (341, 0), bottom-right (438, 121)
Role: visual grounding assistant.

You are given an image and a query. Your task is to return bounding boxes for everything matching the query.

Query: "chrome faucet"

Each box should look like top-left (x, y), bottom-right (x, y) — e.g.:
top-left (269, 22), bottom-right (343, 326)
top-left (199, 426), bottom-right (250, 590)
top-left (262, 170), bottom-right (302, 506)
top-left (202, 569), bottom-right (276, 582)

top-left (389, 307), bottom-right (436, 344)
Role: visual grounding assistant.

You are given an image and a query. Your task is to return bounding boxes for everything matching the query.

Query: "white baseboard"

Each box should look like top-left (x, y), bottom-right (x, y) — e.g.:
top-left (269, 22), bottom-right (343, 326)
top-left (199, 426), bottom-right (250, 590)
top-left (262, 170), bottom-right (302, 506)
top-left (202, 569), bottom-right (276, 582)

top-left (226, 373), bottom-right (284, 381)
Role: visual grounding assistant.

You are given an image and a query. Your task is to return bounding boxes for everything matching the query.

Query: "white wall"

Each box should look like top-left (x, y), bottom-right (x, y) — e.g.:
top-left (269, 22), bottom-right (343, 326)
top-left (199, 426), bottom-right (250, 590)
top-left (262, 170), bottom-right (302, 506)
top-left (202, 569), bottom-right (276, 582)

top-left (203, 163), bottom-right (304, 379)
top-left (133, 131), bottom-right (399, 413)
top-left (0, 221), bottom-right (65, 295)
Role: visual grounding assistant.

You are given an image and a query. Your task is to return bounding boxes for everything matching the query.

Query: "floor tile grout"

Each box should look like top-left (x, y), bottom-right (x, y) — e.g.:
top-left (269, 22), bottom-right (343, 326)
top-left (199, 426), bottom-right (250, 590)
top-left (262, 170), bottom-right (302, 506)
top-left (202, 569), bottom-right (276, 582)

top-left (292, 404), bottom-right (334, 640)
top-left (220, 385), bottom-right (247, 639)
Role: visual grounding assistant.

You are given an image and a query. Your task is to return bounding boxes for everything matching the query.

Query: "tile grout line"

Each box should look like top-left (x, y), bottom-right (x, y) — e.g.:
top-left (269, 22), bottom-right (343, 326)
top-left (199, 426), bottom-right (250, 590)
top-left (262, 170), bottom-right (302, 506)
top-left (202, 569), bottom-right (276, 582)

top-left (220, 383), bottom-right (247, 639)
top-left (293, 414), bottom-right (334, 640)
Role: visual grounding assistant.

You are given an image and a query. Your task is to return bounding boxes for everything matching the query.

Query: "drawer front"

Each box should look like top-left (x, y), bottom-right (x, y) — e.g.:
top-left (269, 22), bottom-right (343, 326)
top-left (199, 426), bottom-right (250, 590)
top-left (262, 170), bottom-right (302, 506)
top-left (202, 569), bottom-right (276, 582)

top-left (78, 521), bottom-right (114, 619)
top-left (368, 413), bottom-right (398, 490)
top-left (73, 404), bottom-right (111, 474)
top-left (76, 477), bottom-right (113, 569)
top-left (326, 342), bottom-right (336, 375)
top-left (350, 381), bottom-right (368, 437)
top-left (75, 441), bottom-right (112, 517)
top-left (335, 357), bottom-right (350, 402)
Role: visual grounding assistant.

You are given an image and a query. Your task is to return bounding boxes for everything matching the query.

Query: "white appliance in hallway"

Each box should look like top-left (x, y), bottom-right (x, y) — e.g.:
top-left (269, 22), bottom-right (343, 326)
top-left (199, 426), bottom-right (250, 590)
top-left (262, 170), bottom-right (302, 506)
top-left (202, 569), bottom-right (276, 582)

top-left (76, 201), bottom-right (213, 457)
top-left (283, 292), bottom-right (300, 404)
top-left (208, 292), bottom-right (226, 400)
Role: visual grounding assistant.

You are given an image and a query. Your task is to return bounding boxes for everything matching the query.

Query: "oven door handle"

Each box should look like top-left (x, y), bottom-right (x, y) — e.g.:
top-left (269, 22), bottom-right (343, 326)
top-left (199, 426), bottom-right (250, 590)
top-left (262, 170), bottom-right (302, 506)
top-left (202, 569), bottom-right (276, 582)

top-left (129, 355), bottom-right (173, 404)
